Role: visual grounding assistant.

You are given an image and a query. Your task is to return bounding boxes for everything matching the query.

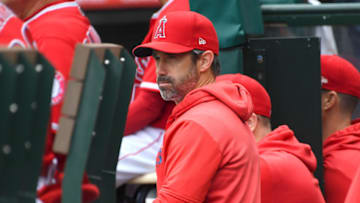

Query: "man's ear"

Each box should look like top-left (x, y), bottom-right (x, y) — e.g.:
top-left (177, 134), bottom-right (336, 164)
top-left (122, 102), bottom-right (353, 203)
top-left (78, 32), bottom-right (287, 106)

top-left (246, 113), bottom-right (258, 133)
top-left (197, 50), bottom-right (214, 73)
top-left (322, 90), bottom-right (338, 111)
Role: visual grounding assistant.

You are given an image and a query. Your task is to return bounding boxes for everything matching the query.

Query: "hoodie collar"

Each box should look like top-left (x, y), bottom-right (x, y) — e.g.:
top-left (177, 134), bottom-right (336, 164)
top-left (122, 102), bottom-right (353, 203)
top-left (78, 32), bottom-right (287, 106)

top-left (323, 119), bottom-right (360, 155)
top-left (257, 125), bottom-right (317, 172)
top-left (166, 81), bottom-right (253, 129)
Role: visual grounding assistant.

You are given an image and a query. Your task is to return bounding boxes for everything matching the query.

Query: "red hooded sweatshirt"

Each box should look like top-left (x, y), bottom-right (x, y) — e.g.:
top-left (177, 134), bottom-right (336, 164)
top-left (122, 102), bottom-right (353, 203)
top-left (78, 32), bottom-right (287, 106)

top-left (154, 81), bottom-right (261, 203)
top-left (257, 125), bottom-right (325, 203)
top-left (323, 119), bottom-right (360, 203)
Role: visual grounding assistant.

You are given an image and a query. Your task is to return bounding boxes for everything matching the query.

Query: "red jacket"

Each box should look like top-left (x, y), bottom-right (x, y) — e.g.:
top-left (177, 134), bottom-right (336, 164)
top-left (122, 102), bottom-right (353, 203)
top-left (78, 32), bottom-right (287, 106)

top-left (323, 119), bottom-right (360, 203)
top-left (155, 81), bottom-right (260, 203)
top-left (258, 125), bottom-right (325, 203)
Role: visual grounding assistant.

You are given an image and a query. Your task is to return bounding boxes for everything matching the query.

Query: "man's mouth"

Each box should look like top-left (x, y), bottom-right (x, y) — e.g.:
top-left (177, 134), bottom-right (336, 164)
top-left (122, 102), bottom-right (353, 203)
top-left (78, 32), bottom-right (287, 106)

top-left (158, 82), bottom-right (172, 88)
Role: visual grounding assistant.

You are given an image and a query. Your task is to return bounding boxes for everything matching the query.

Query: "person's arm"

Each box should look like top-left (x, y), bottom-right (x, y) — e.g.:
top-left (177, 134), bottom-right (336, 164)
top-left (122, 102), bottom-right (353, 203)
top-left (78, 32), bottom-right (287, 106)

top-left (32, 37), bottom-right (73, 167)
top-left (345, 167), bottom-right (360, 203)
top-left (324, 167), bottom-right (352, 203)
top-left (35, 37), bottom-right (75, 134)
top-left (124, 89), bottom-right (166, 135)
top-left (155, 121), bottom-right (221, 202)
top-left (37, 37), bottom-right (74, 78)
top-left (258, 157), bottom-right (274, 203)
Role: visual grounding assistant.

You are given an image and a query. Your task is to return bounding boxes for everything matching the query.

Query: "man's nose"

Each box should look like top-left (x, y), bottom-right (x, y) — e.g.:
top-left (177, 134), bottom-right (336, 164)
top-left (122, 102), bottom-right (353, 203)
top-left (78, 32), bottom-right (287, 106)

top-left (156, 60), bottom-right (167, 76)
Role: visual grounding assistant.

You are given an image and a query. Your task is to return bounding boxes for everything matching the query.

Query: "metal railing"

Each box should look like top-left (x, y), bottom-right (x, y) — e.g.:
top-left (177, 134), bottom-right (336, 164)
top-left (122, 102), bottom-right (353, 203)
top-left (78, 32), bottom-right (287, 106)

top-left (262, 3), bottom-right (360, 25)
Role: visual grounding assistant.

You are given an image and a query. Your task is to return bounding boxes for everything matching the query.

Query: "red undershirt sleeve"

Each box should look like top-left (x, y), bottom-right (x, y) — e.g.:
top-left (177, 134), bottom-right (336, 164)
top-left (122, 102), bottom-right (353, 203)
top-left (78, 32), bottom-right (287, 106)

top-left (124, 89), bottom-right (166, 135)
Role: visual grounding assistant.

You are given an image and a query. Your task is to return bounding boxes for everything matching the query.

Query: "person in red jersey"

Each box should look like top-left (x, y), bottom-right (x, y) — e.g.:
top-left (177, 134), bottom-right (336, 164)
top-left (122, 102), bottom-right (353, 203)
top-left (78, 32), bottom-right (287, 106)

top-left (320, 55), bottom-right (360, 203)
top-left (2, 0), bottom-right (101, 202)
top-left (116, 0), bottom-right (189, 187)
top-left (217, 73), bottom-right (325, 203)
top-left (0, 2), bottom-right (32, 47)
top-left (133, 11), bottom-right (260, 202)
top-left (345, 166), bottom-right (360, 203)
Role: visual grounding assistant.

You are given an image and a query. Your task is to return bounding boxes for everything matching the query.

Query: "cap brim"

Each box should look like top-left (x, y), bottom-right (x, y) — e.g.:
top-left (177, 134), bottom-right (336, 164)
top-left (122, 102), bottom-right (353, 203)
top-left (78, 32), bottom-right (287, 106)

top-left (132, 42), bottom-right (193, 57)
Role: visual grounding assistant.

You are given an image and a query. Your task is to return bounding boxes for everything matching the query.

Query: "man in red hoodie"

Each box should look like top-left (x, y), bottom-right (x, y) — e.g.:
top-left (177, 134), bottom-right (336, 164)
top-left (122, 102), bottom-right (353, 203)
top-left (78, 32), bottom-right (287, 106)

top-left (0, 2), bottom-right (32, 47)
top-left (2, 0), bottom-right (101, 202)
top-left (132, 11), bottom-right (260, 202)
top-left (321, 55), bottom-right (360, 203)
top-left (217, 73), bottom-right (325, 203)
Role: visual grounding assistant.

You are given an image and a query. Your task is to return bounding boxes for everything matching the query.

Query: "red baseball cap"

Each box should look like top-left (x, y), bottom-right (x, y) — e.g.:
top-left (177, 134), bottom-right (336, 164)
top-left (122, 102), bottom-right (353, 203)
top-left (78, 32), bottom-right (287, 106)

top-left (133, 11), bottom-right (219, 57)
top-left (321, 55), bottom-right (360, 99)
top-left (217, 73), bottom-right (272, 118)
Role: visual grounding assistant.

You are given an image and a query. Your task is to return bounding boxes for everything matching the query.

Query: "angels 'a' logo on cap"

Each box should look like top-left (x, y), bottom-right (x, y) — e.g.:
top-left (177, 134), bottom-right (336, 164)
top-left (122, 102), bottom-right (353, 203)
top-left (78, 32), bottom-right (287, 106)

top-left (154, 16), bottom-right (167, 39)
top-left (321, 76), bottom-right (328, 85)
top-left (199, 37), bottom-right (206, 45)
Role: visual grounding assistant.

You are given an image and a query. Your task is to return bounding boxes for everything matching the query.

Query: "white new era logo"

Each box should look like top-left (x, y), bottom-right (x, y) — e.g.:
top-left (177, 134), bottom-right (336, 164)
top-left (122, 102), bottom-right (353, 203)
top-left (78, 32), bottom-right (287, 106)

top-left (199, 37), bottom-right (206, 45)
top-left (321, 76), bottom-right (328, 84)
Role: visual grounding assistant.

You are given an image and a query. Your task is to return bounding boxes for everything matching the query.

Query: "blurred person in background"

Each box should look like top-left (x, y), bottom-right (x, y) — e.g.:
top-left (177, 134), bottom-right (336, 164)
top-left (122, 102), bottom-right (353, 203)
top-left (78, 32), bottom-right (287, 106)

top-left (217, 73), bottom-right (325, 203)
top-left (321, 54), bottom-right (360, 203)
top-left (2, 0), bottom-right (101, 202)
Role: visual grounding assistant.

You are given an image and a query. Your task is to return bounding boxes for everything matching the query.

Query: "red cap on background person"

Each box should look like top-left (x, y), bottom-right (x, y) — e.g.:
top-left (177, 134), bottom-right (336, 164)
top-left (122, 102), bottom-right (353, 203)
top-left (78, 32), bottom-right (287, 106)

top-left (321, 55), bottom-right (360, 99)
top-left (217, 73), bottom-right (272, 118)
top-left (133, 10), bottom-right (219, 57)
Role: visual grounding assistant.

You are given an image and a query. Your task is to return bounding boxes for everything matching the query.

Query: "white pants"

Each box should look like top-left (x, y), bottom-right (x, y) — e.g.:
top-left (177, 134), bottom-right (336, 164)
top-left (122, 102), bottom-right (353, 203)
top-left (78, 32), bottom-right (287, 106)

top-left (116, 126), bottom-right (164, 187)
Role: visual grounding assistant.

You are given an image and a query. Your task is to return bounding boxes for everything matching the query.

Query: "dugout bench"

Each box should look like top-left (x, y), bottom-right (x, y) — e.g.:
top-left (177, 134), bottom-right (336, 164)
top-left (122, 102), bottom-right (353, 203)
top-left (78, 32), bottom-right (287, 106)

top-left (53, 44), bottom-right (135, 203)
top-left (0, 49), bottom-right (54, 203)
top-left (0, 44), bottom-right (136, 203)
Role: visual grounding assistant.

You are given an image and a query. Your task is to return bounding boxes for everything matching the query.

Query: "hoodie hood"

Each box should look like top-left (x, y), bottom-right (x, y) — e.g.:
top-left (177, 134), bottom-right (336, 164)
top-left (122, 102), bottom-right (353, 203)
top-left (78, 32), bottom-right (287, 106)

top-left (257, 125), bottom-right (317, 173)
top-left (323, 120), bottom-right (360, 156)
top-left (166, 81), bottom-right (253, 128)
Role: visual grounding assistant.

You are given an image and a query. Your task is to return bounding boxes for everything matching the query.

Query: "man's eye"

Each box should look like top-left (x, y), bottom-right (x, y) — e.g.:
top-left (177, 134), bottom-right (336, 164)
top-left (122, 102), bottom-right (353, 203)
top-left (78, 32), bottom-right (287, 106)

top-left (152, 55), bottom-right (160, 61)
top-left (167, 53), bottom-right (179, 59)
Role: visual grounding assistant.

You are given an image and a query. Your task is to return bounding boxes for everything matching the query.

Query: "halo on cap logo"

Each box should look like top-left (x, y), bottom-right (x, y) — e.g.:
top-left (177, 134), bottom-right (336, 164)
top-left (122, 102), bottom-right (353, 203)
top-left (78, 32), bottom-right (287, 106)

top-left (154, 16), bottom-right (167, 39)
top-left (52, 71), bottom-right (65, 105)
top-left (199, 37), bottom-right (207, 45)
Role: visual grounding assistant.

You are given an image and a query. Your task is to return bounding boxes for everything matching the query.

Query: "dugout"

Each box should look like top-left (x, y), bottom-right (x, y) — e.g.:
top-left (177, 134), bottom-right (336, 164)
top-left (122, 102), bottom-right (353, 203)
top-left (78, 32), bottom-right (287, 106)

top-left (80, 0), bottom-right (360, 200)
top-left (82, 0), bottom-right (324, 191)
top-left (2, 0), bottom-right (357, 202)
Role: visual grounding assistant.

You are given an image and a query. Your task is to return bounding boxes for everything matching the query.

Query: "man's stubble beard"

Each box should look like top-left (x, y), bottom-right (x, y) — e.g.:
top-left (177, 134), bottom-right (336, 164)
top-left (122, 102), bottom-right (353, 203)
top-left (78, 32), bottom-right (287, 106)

top-left (158, 65), bottom-right (199, 104)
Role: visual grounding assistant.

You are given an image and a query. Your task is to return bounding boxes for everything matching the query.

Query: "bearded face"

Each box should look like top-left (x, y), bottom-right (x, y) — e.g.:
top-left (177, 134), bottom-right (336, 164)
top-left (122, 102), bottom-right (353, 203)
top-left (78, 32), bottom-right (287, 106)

top-left (154, 51), bottom-right (199, 104)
